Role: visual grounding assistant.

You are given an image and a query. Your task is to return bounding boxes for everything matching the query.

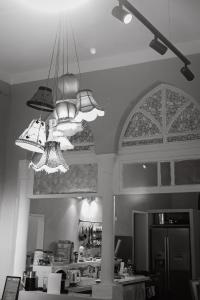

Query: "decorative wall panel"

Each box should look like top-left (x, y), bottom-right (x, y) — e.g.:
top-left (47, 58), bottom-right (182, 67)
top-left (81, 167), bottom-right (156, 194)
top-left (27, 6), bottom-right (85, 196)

top-left (120, 83), bottom-right (200, 150)
top-left (33, 163), bottom-right (98, 195)
top-left (70, 122), bottom-right (95, 152)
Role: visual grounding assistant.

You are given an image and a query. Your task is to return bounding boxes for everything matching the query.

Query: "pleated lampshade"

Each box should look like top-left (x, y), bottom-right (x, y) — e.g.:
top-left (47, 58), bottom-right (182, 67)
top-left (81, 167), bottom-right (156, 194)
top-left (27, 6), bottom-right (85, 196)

top-left (58, 73), bottom-right (79, 98)
top-left (15, 119), bottom-right (46, 153)
top-left (76, 89), bottom-right (105, 122)
top-left (27, 86), bottom-right (54, 112)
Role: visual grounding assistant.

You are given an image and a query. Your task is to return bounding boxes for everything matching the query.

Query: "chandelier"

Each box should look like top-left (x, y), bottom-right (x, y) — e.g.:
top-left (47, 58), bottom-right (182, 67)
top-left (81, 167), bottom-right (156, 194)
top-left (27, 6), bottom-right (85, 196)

top-left (15, 17), bottom-right (105, 174)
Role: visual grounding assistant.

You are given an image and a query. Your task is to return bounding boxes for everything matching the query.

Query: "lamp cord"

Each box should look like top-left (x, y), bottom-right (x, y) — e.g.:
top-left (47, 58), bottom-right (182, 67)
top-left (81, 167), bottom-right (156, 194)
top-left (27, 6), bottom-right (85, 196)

top-left (70, 21), bottom-right (82, 88)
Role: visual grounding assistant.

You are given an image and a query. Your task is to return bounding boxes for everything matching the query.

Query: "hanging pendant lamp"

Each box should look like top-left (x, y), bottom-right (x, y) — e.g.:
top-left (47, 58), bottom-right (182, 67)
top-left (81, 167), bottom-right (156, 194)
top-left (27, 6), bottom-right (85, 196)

top-left (29, 119), bottom-right (69, 173)
top-left (76, 89), bottom-right (105, 122)
top-left (58, 73), bottom-right (79, 98)
top-left (54, 99), bottom-right (83, 136)
top-left (29, 141), bottom-right (69, 173)
top-left (27, 86), bottom-right (54, 112)
top-left (15, 119), bottom-right (46, 153)
top-left (53, 128), bottom-right (74, 150)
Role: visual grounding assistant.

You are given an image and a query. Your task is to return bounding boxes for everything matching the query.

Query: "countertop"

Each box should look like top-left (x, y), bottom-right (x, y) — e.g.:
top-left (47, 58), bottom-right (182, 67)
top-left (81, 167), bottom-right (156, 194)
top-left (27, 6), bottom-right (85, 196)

top-left (18, 275), bottom-right (149, 300)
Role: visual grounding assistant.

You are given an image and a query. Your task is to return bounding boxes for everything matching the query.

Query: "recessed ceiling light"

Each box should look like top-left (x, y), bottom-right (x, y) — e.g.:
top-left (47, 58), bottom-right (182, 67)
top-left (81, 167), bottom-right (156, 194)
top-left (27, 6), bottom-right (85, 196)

top-left (19, 0), bottom-right (89, 13)
top-left (90, 48), bottom-right (96, 55)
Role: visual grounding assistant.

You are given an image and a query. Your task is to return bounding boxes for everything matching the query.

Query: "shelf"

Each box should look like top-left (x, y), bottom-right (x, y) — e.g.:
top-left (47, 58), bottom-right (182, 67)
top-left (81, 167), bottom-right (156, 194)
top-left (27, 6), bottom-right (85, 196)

top-left (151, 224), bottom-right (189, 228)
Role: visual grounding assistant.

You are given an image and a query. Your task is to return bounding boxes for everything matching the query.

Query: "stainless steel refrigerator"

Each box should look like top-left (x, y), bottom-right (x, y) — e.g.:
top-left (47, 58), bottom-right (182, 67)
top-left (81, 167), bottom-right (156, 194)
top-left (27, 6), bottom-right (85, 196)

top-left (150, 226), bottom-right (191, 300)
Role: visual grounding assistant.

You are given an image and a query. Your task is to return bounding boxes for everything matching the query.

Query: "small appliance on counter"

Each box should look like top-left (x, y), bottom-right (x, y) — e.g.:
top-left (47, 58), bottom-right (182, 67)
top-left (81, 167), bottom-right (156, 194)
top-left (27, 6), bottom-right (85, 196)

top-left (47, 273), bottom-right (62, 295)
top-left (23, 271), bottom-right (37, 291)
top-left (69, 270), bottom-right (81, 286)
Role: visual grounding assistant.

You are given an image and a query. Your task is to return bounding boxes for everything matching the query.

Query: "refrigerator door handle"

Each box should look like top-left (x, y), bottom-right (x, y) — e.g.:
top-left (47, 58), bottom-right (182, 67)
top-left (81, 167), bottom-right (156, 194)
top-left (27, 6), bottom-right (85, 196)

top-left (164, 236), bottom-right (168, 288)
top-left (166, 236), bottom-right (170, 290)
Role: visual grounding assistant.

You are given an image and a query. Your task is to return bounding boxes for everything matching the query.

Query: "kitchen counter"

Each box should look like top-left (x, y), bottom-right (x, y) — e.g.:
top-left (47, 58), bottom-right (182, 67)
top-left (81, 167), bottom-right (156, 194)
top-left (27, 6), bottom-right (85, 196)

top-left (18, 291), bottom-right (96, 300)
top-left (114, 275), bottom-right (149, 285)
top-left (18, 276), bottom-right (149, 300)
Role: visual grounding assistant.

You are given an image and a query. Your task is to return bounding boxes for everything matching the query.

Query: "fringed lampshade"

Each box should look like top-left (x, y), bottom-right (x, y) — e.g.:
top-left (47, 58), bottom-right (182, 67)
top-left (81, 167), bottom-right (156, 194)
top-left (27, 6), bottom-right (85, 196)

top-left (27, 86), bottom-right (54, 112)
top-left (76, 89), bottom-right (105, 122)
top-left (15, 119), bottom-right (46, 153)
top-left (29, 141), bottom-right (69, 173)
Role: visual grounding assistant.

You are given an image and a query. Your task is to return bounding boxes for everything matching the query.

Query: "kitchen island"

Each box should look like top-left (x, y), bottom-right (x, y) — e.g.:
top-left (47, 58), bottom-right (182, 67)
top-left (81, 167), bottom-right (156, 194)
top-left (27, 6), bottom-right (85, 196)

top-left (18, 275), bottom-right (149, 300)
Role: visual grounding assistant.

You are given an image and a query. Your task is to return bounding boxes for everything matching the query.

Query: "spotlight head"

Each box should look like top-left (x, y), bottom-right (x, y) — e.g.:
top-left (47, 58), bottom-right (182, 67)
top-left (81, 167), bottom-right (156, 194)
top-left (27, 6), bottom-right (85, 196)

top-left (180, 65), bottom-right (195, 81)
top-left (149, 37), bottom-right (168, 55)
top-left (112, 5), bottom-right (132, 24)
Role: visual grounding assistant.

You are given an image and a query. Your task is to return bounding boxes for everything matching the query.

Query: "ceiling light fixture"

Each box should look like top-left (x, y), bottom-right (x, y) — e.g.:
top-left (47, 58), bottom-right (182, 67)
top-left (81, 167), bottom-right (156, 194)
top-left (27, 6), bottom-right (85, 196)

top-left (112, 2), bottom-right (132, 24)
top-left (15, 16), bottom-right (105, 174)
top-left (180, 65), bottom-right (195, 82)
top-left (149, 37), bottom-right (168, 55)
top-left (112, 0), bottom-right (195, 81)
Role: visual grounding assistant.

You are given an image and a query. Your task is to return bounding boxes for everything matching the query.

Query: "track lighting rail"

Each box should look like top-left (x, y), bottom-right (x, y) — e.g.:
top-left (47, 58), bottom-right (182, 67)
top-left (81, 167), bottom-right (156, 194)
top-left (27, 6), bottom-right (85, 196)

top-left (119, 0), bottom-right (191, 66)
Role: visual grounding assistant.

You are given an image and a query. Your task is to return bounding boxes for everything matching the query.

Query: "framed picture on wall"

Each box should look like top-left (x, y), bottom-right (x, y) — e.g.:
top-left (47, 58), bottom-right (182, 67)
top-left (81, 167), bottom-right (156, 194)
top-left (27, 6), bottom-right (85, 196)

top-left (2, 276), bottom-right (21, 300)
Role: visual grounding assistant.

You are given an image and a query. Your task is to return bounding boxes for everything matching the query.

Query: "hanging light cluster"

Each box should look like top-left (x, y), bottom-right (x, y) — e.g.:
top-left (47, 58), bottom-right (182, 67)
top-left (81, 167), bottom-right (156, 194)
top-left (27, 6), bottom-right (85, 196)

top-left (15, 19), bottom-right (105, 174)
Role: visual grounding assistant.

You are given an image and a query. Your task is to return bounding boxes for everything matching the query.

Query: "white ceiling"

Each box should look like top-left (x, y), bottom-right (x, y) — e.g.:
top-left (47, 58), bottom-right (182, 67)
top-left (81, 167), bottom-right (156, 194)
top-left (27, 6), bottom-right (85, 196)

top-left (0, 0), bottom-right (200, 84)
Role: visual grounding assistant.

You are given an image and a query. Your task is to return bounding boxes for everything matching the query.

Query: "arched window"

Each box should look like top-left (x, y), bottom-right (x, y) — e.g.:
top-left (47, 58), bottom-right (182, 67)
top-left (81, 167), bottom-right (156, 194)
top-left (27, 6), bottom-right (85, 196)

top-left (117, 83), bottom-right (200, 193)
top-left (119, 83), bottom-right (200, 151)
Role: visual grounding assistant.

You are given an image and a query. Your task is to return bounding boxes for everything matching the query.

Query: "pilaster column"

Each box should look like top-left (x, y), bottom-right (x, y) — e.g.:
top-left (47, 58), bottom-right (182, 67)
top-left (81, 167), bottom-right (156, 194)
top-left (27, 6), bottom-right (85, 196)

top-left (13, 160), bottom-right (34, 277)
top-left (92, 154), bottom-right (121, 299)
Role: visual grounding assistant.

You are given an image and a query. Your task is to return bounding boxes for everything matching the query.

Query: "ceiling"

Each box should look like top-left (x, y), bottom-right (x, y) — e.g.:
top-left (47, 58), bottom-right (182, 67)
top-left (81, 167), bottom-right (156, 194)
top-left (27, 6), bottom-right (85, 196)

top-left (0, 0), bottom-right (200, 84)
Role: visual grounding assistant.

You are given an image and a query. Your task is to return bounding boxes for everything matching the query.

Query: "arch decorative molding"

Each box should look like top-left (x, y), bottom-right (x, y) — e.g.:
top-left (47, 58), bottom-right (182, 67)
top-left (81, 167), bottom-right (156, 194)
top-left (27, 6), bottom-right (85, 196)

top-left (119, 83), bottom-right (200, 151)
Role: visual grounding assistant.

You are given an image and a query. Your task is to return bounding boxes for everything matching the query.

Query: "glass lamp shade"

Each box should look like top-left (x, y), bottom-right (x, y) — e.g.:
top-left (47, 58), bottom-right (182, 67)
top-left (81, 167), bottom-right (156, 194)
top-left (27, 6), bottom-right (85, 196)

top-left (27, 86), bottom-right (54, 112)
top-left (29, 141), bottom-right (69, 174)
top-left (55, 99), bottom-right (77, 120)
top-left (58, 73), bottom-right (79, 98)
top-left (54, 99), bottom-right (83, 136)
top-left (15, 119), bottom-right (46, 153)
top-left (76, 89), bottom-right (105, 122)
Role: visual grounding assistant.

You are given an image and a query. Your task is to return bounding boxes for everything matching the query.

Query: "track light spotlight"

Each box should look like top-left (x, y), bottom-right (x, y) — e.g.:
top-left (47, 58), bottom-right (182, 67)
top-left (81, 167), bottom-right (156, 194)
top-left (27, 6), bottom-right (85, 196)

top-left (180, 65), bottom-right (195, 81)
top-left (112, 5), bottom-right (132, 24)
top-left (149, 37), bottom-right (168, 55)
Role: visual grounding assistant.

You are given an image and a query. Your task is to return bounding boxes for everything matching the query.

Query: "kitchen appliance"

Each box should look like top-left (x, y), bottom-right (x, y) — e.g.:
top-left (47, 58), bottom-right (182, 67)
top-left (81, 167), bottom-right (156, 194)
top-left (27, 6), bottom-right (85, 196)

top-left (69, 270), bottom-right (81, 286)
top-left (23, 271), bottom-right (37, 291)
top-left (150, 226), bottom-right (191, 300)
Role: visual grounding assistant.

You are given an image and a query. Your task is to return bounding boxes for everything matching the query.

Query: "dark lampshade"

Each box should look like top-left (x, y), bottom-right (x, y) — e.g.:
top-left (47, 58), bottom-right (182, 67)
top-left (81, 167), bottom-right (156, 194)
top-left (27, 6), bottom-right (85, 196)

top-left (27, 86), bottom-right (54, 112)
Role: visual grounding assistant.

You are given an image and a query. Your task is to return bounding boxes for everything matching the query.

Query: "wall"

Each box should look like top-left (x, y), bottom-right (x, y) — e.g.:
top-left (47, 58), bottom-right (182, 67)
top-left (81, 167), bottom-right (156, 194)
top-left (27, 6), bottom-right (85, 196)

top-left (0, 81), bottom-right (11, 199)
top-left (30, 197), bottom-right (102, 252)
top-left (0, 80), bottom-right (11, 294)
top-left (115, 193), bottom-right (172, 236)
top-left (1, 53), bottom-right (200, 295)
top-left (115, 192), bottom-right (199, 236)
